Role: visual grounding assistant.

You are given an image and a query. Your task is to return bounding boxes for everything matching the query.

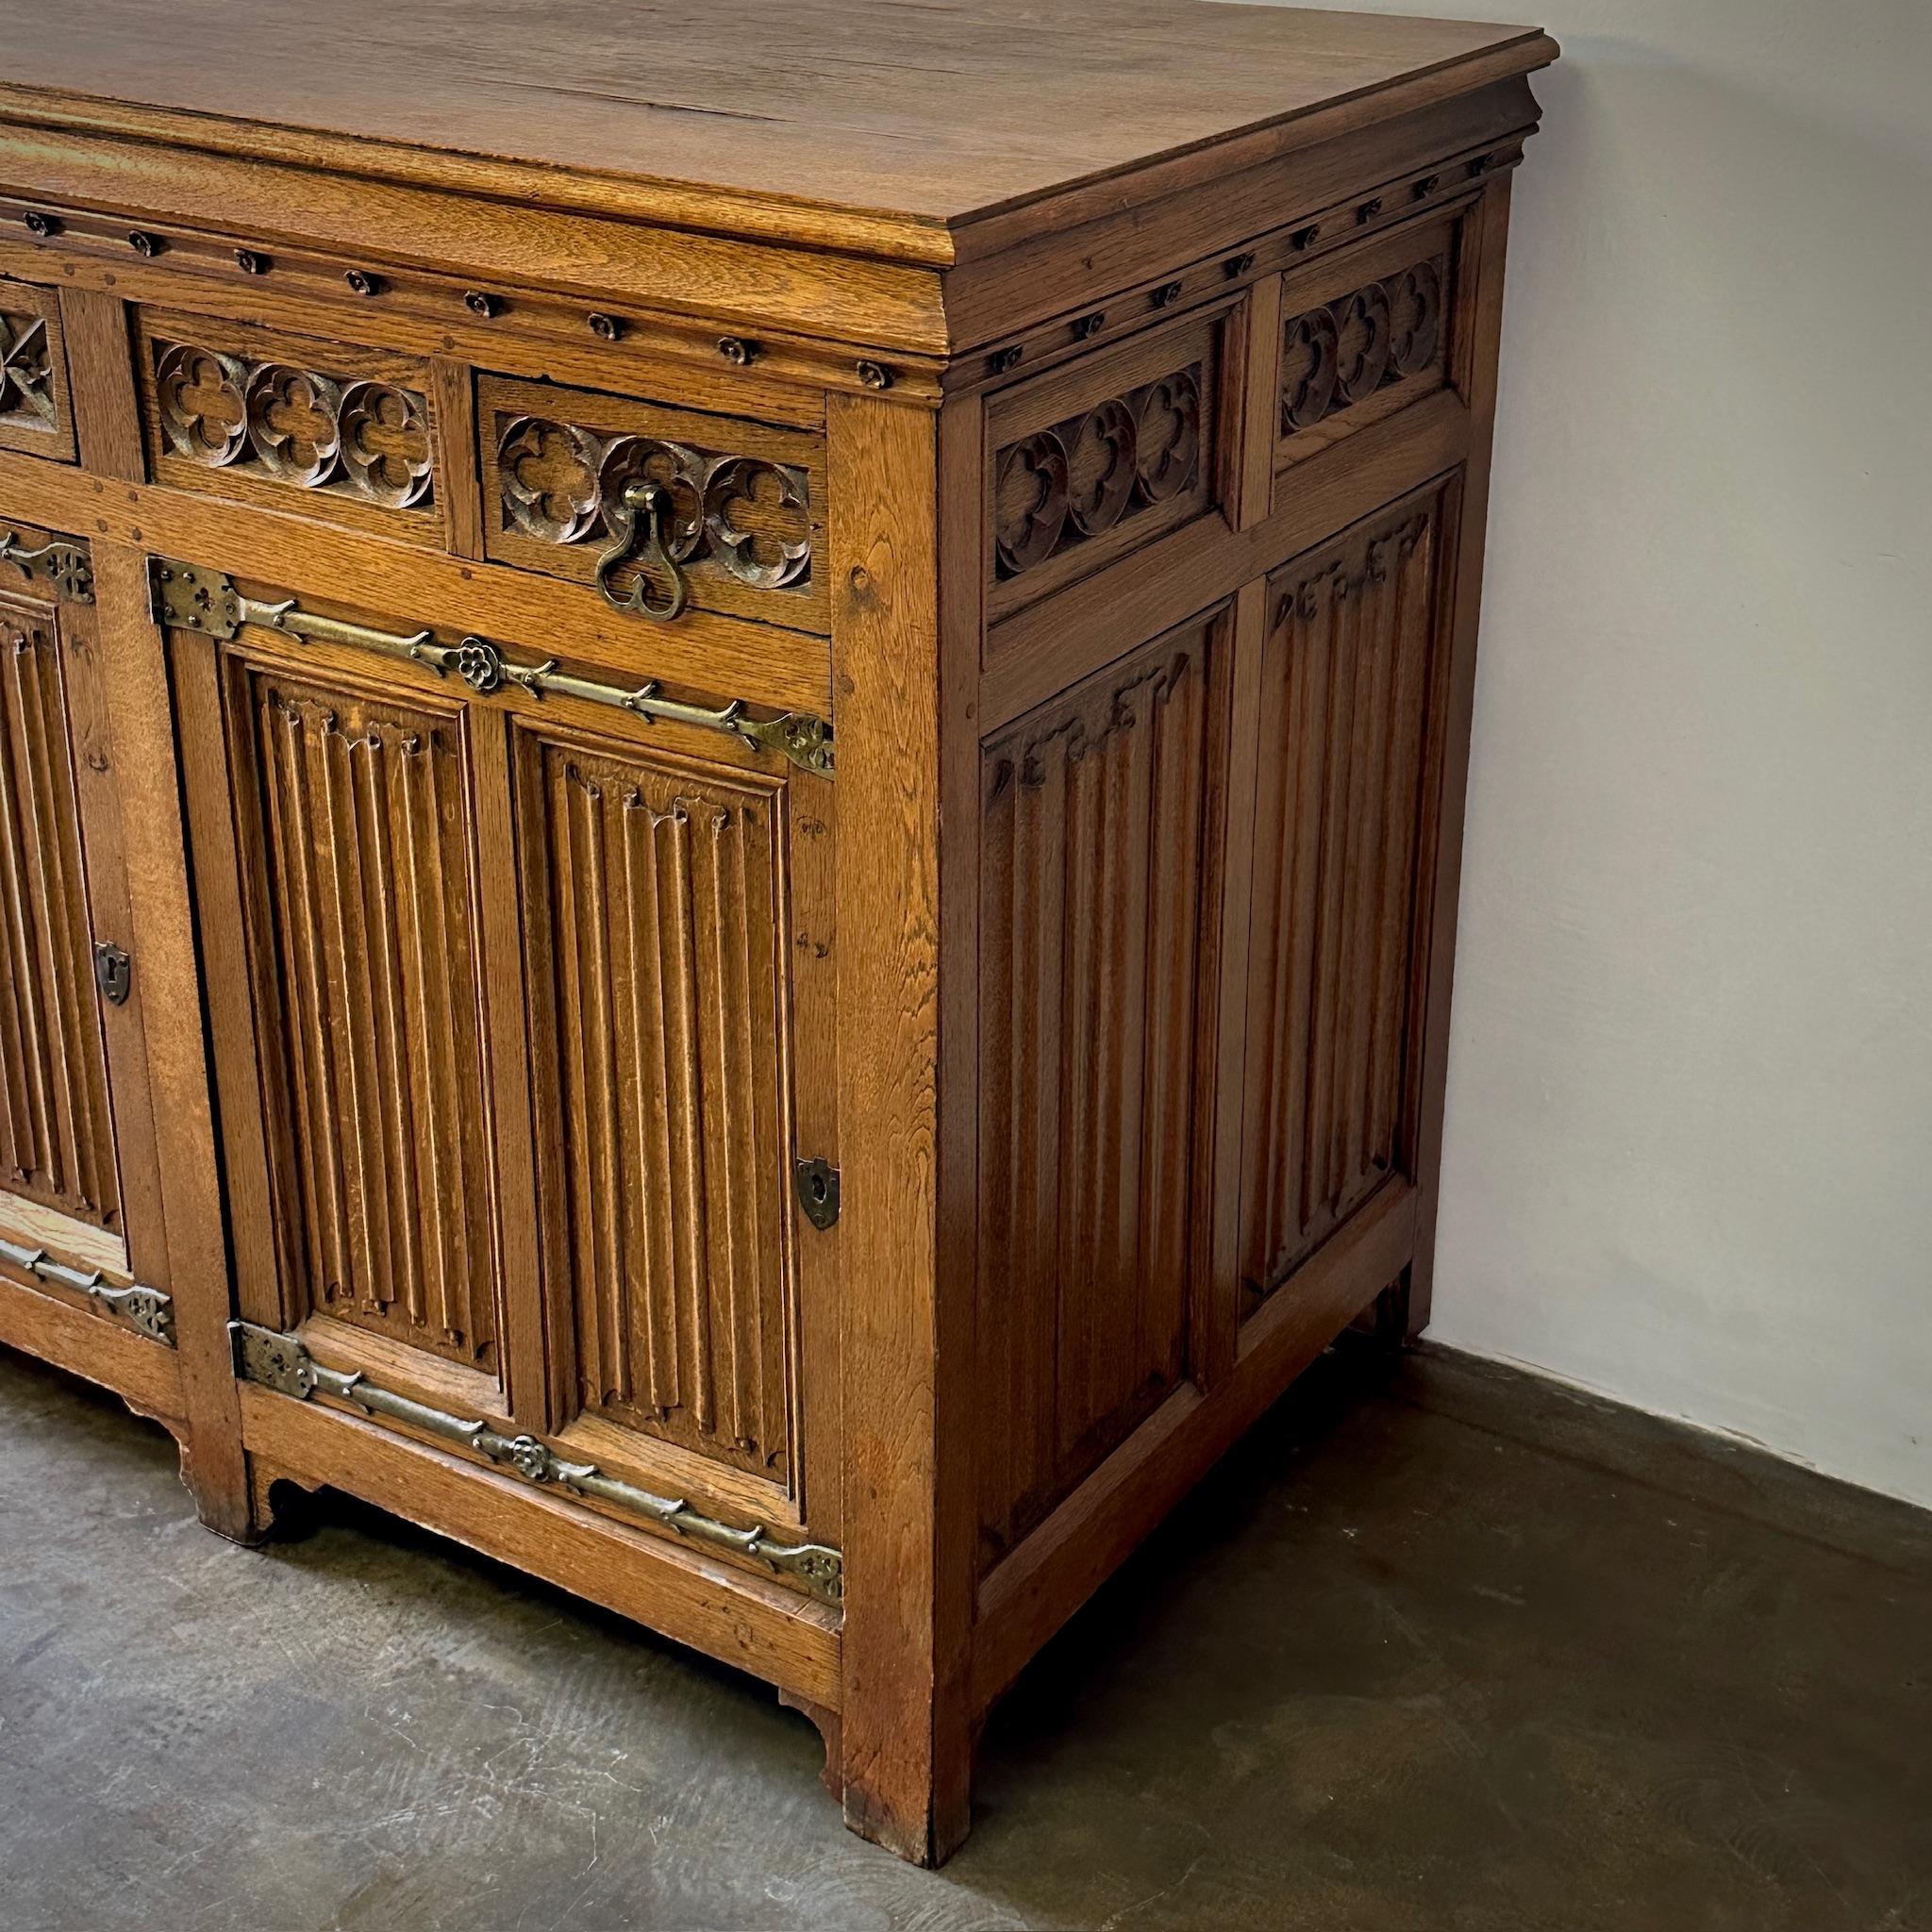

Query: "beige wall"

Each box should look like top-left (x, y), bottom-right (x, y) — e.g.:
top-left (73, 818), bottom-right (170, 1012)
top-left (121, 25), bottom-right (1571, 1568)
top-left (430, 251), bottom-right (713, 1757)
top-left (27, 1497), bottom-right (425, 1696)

top-left (1268, 0), bottom-right (1932, 1503)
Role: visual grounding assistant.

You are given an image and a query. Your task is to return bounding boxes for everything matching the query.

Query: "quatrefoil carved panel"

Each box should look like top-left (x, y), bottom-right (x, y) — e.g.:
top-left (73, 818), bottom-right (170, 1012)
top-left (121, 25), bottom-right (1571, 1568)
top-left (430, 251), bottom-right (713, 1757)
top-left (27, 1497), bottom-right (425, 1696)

top-left (158, 343), bottom-right (249, 465)
top-left (1279, 255), bottom-right (1446, 439)
top-left (152, 339), bottom-right (435, 509)
top-left (993, 361), bottom-right (1207, 579)
top-left (339, 382), bottom-right (434, 508)
top-left (494, 414), bottom-right (814, 593)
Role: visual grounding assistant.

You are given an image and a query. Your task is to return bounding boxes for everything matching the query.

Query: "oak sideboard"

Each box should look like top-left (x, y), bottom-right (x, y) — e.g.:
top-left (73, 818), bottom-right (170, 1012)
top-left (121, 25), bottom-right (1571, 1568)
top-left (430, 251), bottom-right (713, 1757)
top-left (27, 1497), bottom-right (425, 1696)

top-left (0, 0), bottom-right (1554, 1863)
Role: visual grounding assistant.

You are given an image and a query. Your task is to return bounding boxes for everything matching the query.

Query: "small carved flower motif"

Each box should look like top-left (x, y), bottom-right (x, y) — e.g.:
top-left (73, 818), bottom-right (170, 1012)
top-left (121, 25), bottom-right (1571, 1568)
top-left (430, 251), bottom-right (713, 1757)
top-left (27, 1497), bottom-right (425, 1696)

top-left (156, 343), bottom-right (249, 466)
top-left (499, 416), bottom-right (602, 544)
top-left (246, 362), bottom-right (343, 487)
top-left (1133, 369), bottom-right (1201, 504)
top-left (704, 457), bottom-right (812, 590)
top-left (339, 380), bottom-right (433, 508)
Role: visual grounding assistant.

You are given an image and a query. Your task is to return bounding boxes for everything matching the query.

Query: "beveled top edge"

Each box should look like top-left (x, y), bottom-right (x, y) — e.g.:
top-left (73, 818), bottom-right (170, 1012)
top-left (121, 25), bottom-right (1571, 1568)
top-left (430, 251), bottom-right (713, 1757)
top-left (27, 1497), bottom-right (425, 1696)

top-left (0, 3), bottom-right (1556, 261)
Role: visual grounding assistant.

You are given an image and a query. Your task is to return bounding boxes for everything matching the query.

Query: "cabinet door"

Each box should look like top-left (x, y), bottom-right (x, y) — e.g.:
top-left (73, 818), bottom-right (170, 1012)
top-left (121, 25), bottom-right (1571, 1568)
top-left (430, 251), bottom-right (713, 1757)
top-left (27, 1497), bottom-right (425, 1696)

top-left (0, 524), bottom-right (168, 1342)
top-left (168, 561), bottom-right (840, 1561)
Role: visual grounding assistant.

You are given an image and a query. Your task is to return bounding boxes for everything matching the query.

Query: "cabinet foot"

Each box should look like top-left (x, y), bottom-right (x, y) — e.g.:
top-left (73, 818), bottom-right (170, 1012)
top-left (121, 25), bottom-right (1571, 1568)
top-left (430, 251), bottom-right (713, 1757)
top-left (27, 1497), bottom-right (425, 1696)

top-left (776, 1689), bottom-right (842, 1797)
top-left (835, 1729), bottom-right (973, 1868)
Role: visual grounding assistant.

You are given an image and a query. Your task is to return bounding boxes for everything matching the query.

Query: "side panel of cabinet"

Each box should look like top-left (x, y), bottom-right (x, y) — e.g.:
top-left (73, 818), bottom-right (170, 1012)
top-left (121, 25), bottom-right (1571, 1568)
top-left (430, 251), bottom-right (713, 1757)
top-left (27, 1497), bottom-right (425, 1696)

top-left (1239, 488), bottom-right (1444, 1313)
top-left (974, 608), bottom-right (1224, 1572)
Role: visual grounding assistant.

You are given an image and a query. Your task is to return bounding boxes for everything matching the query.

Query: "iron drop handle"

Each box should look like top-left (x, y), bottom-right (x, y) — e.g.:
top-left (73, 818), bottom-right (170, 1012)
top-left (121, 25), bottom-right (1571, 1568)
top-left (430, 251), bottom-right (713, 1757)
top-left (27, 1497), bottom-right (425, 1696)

top-left (595, 480), bottom-right (689, 624)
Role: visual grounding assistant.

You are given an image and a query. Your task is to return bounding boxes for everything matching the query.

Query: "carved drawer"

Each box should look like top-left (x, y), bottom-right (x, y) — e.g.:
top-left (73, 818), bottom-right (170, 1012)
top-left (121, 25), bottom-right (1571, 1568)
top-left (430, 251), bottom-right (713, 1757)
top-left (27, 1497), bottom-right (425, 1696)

top-left (478, 374), bottom-right (829, 635)
top-left (0, 278), bottom-right (75, 462)
top-left (1274, 211), bottom-right (1458, 484)
top-left (133, 308), bottom-right (447, 545)
top-left (987, 305), bottom-right (1230, 628)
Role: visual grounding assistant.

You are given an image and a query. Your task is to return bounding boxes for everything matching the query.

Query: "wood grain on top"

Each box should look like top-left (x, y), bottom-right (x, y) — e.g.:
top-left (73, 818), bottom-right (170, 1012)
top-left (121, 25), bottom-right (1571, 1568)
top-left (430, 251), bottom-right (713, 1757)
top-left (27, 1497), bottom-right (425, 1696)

top-left (0, 0), bottom-right (1551, 241)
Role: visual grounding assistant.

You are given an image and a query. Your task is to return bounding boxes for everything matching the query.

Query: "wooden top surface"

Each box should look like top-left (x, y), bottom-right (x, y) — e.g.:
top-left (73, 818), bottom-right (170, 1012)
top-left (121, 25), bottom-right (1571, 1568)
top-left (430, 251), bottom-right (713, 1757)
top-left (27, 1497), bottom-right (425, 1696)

top-left (0, 0), bottom-right (1551, 245)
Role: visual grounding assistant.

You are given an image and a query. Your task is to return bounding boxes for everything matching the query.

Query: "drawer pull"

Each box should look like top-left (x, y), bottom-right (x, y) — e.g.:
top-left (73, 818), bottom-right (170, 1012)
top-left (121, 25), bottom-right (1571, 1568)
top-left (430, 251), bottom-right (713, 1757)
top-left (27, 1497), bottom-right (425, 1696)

top-left (595, 479), bottom-right (689, 624)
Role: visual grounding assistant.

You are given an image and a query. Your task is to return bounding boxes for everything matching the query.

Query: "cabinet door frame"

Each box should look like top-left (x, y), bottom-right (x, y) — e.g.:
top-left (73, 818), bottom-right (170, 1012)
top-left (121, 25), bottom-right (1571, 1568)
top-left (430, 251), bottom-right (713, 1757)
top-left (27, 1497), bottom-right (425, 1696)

top-left (169, 569), bottom-right (841, 1550)
top-left (0, 526), bottom-right (167, 1318)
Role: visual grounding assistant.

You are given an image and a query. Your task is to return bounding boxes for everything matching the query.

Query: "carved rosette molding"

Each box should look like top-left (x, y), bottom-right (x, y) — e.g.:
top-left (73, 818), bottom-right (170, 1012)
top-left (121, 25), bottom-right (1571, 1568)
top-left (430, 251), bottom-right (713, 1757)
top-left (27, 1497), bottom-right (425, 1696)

top-left (993, 363), bottom-right (1203, 579)
top-left (0, 1234), bottom-right (175, 1343)
top-left (152, 340), bottom-right (435, 509)
top-left (1279, 257), bottom-right (1446, 437)
top-left (497, 413), bottom-right (812, 592)
top-left (231, 1321), bottom-right (841, 1601)
top-left (0, 526), bottom-right (92, 602)
top-left (0, 310), bottom-right (54, 427)
top-left (148, 558), bottom-right (833, 776)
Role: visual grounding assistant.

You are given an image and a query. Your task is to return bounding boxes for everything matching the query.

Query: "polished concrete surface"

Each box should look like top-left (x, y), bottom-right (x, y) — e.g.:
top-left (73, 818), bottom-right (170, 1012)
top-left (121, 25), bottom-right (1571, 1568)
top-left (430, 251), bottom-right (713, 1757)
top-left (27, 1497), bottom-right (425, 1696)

top-left (2, 1337), bottom-right (1926, 1931)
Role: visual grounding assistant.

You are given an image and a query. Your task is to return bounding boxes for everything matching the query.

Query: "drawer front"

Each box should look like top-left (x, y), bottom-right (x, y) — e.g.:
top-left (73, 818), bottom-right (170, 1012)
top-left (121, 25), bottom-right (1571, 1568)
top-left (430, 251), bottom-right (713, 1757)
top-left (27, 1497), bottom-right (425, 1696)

top-left (988, 306), bottom-right (1228, 626)
top-left (168, 560), bottom-right (841, 1575)
top-left (479, 374), bottom-right (829, 635)
top-left (1274, 213), bottom-right (1457, 480)
top-left (134, 308), bottom-right (446, 544)
top-left (0, 280), bottom-right (75, 462)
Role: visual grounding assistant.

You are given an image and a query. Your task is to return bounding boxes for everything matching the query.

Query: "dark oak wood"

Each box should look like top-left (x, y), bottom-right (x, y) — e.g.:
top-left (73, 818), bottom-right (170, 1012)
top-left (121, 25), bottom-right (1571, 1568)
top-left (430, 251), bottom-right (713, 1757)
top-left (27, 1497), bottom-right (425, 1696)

top-left (0, 2), bottom-right (1551, 1865)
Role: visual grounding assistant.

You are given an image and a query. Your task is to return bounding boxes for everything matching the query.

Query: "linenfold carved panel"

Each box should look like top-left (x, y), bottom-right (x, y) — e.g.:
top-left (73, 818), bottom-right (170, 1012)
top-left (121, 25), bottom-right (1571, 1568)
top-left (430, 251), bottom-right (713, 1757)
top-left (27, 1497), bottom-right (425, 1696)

top-left (229, 667), bottom-right (499, 1368)
top-left (0, 595), bottom-right (119, 1232)
top-left (1240, 497), bottom-right (1441, 1313)
top-left (515, 729), bottom-right (794, 1485)
top-left (975, 618), bottom-right (1217, 1570)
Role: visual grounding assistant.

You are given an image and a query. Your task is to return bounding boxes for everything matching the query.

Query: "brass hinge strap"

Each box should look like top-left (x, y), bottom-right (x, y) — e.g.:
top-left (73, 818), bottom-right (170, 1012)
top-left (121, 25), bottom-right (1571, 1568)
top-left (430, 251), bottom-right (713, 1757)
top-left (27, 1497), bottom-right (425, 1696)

top-left (149, 557), bottom-right (833, 777)
top-left (229, 1321), bottom-right (841, 1603)
top-left (0, 527), bottom-right (94, 603)
top-left (0, 1235), bottom-right (175, 1343)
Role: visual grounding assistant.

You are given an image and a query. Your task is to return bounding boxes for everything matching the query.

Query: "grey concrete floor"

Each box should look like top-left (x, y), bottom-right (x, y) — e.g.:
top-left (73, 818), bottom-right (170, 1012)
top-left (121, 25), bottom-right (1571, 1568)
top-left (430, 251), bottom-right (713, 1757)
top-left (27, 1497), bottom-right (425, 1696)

top-left (1, 1340), bottom-right (1927, 1932)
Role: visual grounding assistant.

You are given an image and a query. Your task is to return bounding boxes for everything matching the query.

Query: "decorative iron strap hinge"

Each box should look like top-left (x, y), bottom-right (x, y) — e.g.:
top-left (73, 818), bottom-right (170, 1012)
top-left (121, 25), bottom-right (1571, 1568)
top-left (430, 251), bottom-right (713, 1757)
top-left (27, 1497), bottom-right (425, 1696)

top-left (147, 557), bottom-right (834, 777)
top-left (229, 1321), bottom-right (842, 1604)
top-left (0, 526), bottom-right (93, 603)
top-left (0, 1235), bottom-right (175, 1343)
